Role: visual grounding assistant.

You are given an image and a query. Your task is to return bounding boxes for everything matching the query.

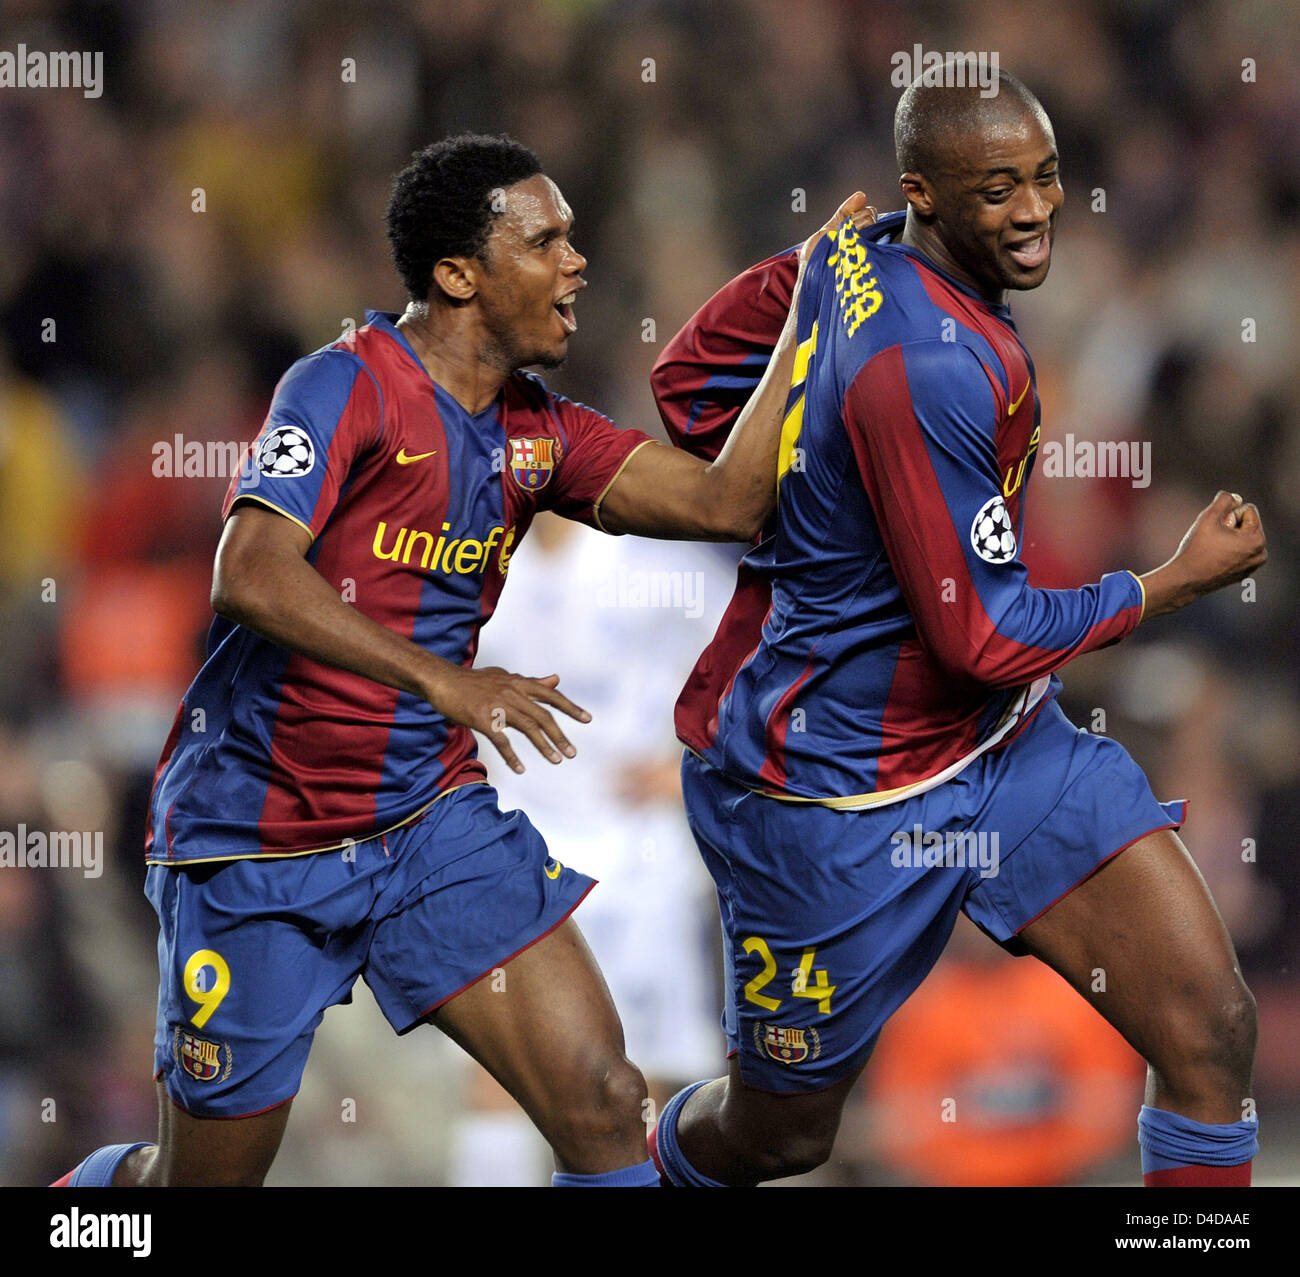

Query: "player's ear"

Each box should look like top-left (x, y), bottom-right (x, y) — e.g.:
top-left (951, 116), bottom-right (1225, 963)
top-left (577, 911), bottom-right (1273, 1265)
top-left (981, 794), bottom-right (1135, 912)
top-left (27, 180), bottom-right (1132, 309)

top-left (431, 255), bottom-right (480, 304)
top-left (899, 172), bottom-right (936, 220)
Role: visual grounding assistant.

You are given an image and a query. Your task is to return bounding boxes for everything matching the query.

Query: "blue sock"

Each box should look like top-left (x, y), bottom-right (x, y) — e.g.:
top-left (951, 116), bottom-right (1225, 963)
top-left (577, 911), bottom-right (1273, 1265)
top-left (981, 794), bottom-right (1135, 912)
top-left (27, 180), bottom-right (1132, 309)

top-left (654, 1081), bottom-right (727, 1188)
top-left (67, 1143), bottom-right (152, 1187)
top-left (551, 1158), bottom-right (661, 1187)
top-left (1138, 1105), bottom-right (1258, 1174)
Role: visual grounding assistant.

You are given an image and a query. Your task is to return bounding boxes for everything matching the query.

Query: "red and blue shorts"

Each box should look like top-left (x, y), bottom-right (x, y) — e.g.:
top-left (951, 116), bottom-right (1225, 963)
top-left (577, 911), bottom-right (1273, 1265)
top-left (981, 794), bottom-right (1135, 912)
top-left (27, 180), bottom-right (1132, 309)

top-left (681, 699), bottom-right (1185, 1094)
top-left (146, 782), bottom-right (593, 1117)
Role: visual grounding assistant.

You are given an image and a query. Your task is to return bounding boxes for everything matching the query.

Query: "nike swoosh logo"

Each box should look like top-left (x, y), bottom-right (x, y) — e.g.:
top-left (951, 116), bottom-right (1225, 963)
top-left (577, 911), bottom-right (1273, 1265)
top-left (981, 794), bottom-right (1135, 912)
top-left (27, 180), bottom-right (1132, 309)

top-left (1008, 380), bottom-right (1031, 415)
top-left (396, 448), bottom-right (437, 465)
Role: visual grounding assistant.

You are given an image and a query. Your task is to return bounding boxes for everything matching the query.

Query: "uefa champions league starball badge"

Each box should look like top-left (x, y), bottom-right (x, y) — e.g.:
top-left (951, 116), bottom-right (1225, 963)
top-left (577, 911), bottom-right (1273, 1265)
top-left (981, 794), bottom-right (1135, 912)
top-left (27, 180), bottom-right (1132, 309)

top-left (970, 494), bottom-right (1016, 564)
top-left (256, 425), bottom-right (316, 477)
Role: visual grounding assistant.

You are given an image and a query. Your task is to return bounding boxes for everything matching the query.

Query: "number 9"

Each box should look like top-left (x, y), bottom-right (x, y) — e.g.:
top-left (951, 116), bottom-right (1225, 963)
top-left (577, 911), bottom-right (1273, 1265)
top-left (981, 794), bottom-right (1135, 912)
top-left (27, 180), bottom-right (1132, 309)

top-left (182, 949), bottom-right (230, 1029)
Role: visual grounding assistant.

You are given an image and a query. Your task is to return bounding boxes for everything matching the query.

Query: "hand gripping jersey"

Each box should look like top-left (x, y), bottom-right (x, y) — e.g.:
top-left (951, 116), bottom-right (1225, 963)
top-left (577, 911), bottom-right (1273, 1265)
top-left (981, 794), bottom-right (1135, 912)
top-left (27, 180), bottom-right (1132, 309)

top-left (146, 311), bottom-right (652, 863)
top-left (652, 212), bottom-right (1144, 807)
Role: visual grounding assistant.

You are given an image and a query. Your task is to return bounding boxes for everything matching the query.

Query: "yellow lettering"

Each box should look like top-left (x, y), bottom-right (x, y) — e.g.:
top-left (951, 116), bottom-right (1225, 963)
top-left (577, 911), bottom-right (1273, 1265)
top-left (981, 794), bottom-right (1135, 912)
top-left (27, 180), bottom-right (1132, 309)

top-left (742, 936), bottom-right (782, 1012)
top-left (779, 323), bottom-right (818, 484)
top-left (372, 522), bottom-right (406, 561)
top-left (431, 522), bottom-right (451, 569)
top-left (1001, 426), bottom-right (1040, 500)
top-left (792, 948), bottom-right (836, 1015)
top-left (791, 321), bottom-right (818, 385)
top-left (402, 529), bottom-right (435, 568)
top-left (374, 521), bottom-right (508, 576)
top-left (183, 949), bottom-right (230, 1029)
top-left (832, 222), bottom-right (885, 336)
top-left (454, 540), bottom-right (484, 573)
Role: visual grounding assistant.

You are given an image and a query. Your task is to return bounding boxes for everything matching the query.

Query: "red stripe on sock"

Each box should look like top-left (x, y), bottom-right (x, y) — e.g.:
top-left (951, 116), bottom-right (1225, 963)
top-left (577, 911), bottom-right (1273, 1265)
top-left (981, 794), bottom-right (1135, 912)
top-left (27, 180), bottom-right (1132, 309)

top-left (647, 1125), bottom-right (663, 1176)
top-left (1144, 1161), bottom-right (1252, 1187)
top-left (48, 1168), bottom-right (77, 1188)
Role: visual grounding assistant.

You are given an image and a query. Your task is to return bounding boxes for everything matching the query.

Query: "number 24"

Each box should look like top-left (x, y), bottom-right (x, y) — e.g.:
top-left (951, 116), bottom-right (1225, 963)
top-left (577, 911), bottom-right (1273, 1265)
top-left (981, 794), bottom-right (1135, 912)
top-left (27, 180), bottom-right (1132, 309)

top-left (742, 936), bottom-right (836, 1015)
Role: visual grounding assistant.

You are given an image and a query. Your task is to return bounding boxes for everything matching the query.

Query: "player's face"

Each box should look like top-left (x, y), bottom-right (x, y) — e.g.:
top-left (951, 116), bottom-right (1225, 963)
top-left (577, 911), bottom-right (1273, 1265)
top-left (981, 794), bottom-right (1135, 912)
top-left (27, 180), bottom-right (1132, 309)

top-left (935, 114), bottom-right (1063, 296)
top-left (477, 174), bottom-right (586, 371)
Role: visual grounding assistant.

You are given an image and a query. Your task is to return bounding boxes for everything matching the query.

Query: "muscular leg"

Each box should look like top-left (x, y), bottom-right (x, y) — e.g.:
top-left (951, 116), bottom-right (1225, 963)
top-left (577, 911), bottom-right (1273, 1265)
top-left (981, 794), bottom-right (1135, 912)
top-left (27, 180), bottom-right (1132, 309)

top-left (672, 1052), bottom-right (872, 1185)
top-left (113, 1083), bottom-right (293, 1186)
top-left (1018, 829), bottom-right (1256, 1124)
top-left (429, 917), bottom-right (650, 1175)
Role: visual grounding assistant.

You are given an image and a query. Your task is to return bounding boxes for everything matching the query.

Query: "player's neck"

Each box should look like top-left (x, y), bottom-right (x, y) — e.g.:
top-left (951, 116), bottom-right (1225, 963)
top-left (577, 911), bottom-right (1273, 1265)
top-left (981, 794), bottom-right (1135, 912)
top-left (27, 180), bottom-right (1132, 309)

top-left (900, 212), bottom-right (1007, 308)
top-left (396, 303), bottom-right (509, 415)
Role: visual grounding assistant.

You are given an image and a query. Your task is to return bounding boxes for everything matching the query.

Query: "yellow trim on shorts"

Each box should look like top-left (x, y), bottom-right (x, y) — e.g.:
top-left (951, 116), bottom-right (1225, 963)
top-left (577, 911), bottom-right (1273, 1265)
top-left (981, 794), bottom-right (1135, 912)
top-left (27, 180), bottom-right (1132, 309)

top-left (146, 781), bottom-right (488, 866)
top-left (683, 746), bottom-right (928, 809)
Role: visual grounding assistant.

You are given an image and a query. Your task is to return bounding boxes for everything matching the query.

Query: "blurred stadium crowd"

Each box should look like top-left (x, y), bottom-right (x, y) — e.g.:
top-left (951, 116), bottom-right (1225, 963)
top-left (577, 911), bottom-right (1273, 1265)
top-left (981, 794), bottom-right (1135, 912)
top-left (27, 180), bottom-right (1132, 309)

top-left (0, 0), bottom-right (1296, 1185)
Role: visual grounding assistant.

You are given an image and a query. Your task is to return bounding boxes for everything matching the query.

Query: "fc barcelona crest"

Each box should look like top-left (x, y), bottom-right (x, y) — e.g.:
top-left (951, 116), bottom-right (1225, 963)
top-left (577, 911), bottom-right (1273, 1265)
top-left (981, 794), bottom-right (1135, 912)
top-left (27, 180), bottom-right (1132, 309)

top-left (174, 1027), bottom-right (233, 1084)
top-left (755, 1022), bottom-right (820, 1066)
top-left (509, 436), bottom-right (558, 491)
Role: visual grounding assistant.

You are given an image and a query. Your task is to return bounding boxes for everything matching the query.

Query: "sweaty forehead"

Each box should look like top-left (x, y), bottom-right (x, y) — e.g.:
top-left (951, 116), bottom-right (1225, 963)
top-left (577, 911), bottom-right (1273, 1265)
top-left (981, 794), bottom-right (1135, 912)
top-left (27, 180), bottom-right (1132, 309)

top-left (497, 174), bottom-right (572, 240)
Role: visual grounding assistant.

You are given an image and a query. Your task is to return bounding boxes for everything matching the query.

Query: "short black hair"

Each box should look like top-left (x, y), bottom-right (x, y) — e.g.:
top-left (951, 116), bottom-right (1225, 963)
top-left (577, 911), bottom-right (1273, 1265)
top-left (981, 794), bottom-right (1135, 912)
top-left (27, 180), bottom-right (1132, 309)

top-left (385, 132), bottom-right (543, 302)
top-left (895, 69), bottom-right (1050, 179)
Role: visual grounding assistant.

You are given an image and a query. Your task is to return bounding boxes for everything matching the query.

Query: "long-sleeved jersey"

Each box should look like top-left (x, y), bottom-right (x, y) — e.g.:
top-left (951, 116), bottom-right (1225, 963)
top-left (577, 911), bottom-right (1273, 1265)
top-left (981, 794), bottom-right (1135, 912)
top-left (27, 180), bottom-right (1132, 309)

top-left (651, 211), bottom-right (1144, 807)
top-left (147, 311), bottom-right (653, 863)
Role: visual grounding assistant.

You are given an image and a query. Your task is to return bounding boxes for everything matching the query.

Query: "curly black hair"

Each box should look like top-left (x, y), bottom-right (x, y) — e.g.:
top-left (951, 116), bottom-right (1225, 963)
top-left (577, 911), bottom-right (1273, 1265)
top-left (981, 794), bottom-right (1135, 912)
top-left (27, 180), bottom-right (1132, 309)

top-left (384, 133), bottom-right (543, 303)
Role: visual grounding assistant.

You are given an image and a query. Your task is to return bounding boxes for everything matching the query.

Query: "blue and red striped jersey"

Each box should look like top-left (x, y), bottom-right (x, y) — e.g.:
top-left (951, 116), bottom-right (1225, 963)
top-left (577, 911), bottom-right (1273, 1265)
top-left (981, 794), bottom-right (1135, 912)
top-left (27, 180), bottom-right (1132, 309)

top-left (652, 212), bottom-right (1144, 807)
top-left (146, 311), bottom-right (653, 862)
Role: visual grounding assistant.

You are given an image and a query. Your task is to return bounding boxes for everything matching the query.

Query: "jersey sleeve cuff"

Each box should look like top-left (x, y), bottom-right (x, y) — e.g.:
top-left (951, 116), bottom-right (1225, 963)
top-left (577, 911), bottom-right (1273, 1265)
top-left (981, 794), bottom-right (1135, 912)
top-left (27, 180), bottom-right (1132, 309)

top-left (592, 438), bottom-right (656, 534)
top-left (225, 493), bottom-right (317, 543)
top-left (1125, 569), bottom-right (1147, 622)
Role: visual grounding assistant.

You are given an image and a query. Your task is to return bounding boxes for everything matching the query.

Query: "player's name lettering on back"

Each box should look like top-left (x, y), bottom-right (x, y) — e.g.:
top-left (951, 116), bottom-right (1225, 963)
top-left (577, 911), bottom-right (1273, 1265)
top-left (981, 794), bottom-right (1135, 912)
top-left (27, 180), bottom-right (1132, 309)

top-left (829, 222), bottom-right (885, 335)
top-left (371, 520), bottom-right (516, 576)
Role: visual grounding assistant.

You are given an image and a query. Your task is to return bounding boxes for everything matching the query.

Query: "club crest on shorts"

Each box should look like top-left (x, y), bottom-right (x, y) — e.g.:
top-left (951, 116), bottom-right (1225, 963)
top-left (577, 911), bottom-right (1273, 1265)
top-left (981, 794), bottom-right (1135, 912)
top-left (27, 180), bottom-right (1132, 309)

top-left (174, 1027), bottom-right (233, 1083)
top-left (509, 436), bottom-right (557, 491)
top-left (970, 494), bottom-right (1016, 564)
top-left (755, 1022), bottom-right (820, 1066)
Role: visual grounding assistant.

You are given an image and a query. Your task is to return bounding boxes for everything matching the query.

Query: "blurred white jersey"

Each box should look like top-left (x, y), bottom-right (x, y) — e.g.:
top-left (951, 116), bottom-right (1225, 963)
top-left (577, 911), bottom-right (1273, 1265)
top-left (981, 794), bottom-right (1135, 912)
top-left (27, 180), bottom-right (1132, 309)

top-left (478, 517), bottom-right (737, 1081)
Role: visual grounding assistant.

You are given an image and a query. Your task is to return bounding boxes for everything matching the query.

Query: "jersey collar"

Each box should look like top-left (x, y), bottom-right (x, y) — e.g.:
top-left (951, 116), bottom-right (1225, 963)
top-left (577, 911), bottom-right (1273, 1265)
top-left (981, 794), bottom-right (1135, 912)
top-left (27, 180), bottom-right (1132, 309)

top-left (364, 309), bottom-right (505, 421)
top-left (866, 212), bottom-right (1016, 325)
top-left (365, 309), bottom-right (427, 370)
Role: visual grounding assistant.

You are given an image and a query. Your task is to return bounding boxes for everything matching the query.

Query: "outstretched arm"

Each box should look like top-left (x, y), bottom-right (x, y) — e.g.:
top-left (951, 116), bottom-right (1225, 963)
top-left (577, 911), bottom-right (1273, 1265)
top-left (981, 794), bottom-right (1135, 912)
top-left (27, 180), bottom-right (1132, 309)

top-left (213, 505), bottom-right (590, 774)
top-left (212, 345), bottom-right (590, 776)
top-left (846, 341), bottom-right (1266, 687)
top-left (1136, 491), bottom-right (1266, 619)
top-left (596, 194), bottom-right (874, 540)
